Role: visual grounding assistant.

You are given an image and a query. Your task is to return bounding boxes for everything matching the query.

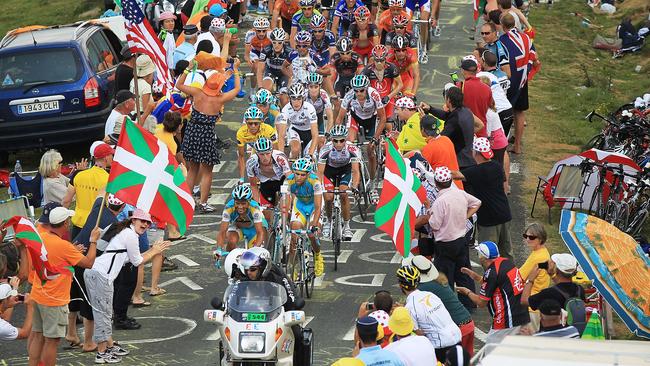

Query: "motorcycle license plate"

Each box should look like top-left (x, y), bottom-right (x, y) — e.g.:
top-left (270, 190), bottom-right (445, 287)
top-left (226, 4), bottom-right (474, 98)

top-left (244, 313), bottom-right (267, 322)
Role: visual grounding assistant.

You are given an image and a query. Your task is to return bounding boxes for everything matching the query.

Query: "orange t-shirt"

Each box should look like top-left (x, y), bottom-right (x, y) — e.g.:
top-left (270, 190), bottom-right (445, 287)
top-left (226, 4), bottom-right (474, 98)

top-left (275, 0), bottom-right (300, 20)
top-left (29, 227), bottom-right (84, 307)
top-left (421, 135), bottom-right (464, 190)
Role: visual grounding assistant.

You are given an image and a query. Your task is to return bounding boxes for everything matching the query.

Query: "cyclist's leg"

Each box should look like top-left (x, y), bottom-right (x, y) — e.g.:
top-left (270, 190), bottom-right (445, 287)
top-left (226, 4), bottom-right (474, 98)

top-left (289, 201), bottom-right (308, 257)
top-left (226, 226), bottom-right (243, 251)
top-left (322, 174), bottom-right (335, 219)
top-left (317, 113), bottom-right (326, 149)
top-left (288, 128), bottom-right (302, 159)
top-left (338, 167), bottom-right (353, 221)
top-left (347, 113), bottom-right (359, 142)
top-left (277, 76), bottom-right (290, 107)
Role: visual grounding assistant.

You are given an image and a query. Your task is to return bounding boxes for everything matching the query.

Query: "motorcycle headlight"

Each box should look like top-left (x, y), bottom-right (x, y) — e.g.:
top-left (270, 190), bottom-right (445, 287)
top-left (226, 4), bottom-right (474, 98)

top-left (239, 332), bottom-right (265, 353)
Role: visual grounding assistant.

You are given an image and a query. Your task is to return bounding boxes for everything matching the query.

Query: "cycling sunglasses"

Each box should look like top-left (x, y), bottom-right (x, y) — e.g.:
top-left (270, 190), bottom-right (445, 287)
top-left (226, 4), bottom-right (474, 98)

top-left (333, 138), bottom-right (346, 143)
top-left (246, 121), bottom-right (261, 126)
top-left (296, 44), bottom-right (310, 48)
top-left (294, 171), bottom-right (308, 176)
top-left (354, 88), bottom-right (366, 93)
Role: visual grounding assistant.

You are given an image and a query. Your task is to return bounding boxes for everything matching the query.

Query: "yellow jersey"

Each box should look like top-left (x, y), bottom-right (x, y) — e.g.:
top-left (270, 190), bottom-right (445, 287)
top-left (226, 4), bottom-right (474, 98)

top-left (236, 123), bottom-right (277, 148)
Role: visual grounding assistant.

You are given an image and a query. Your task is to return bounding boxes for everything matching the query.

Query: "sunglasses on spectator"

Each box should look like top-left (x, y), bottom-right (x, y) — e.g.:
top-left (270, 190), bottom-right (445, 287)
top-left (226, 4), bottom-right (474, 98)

top-left (333, 138), bottom-right (346, 143)
top-left (522, 234), bottom-right (538, 240)
top-left (480, 31), bottom-right (492, 35)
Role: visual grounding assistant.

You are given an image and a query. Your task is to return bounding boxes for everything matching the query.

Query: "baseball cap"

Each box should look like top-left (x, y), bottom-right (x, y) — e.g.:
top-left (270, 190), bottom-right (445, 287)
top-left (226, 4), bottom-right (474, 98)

top-left (356, 316), bottom-right (379, 338)
top-left (49, 207), bottom-right (75, 225)
top-left (130, 208), bottom-right (152, 223)
top-left (434, 166), bottom-right (452, 183)
top-left (90, 141), bottom-right (115, 159)
top-left (0, 284), bottom-right (18, 300)
top-left (209, 4), bottom-right (226, 17)
top-left (332, 358), bottom-right (365, 366)
top-left (473, 137), bottom-right (494, 159)
top-left (420, 115), bottom-right (440, 136)
top-left (183, 24), bottom-right (199, 36)
top-left (114, 90), bottom-right (135, 105)
top-left (476, 241), bottom-right (499, 259)
top-left (551, 253), bottom-right (578, 275)
top-left (39, 202), bottom-right (62, 224)
top-left (107, 193), bottom-right (124, 206)
top-left (388, 307), bottom-right (414, 336)
top-left (460, 55), bottom-right (479, 72)
top-left (539, 299), bottom-right (562, 316)
top-left (120, 45), bottom-right (133, 59)
top-left (404, 255), bottom-right (439, 282)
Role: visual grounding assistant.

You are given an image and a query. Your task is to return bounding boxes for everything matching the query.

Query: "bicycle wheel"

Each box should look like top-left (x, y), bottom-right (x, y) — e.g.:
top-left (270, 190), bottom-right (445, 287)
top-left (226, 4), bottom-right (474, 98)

top-left (616, 203), bottom-right (630, 230)
top-left (626, 207), bottom-right (648, 236)
top-left (584, 134), bottom-right (605, 150)
top-left (296, 240), bottom-right (306, 298)
top-left (332, 206), bottom-right (341, 271)
top-left (604, 200), bottom-right (618, 224)
top-left (303, 245), bottom-right (313, 299)
top-left (267, 231), bottom-right (279, 265)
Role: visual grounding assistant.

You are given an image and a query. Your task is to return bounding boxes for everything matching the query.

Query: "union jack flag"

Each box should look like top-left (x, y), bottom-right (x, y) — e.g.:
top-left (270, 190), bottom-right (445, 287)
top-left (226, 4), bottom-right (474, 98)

top-left (499, 28), bottom-right (537, 92)
top-left (122, 0), bottom-right (173, 93)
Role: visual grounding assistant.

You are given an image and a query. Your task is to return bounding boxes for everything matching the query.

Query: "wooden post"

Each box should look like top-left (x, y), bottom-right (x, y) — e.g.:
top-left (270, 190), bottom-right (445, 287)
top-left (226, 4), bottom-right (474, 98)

top-left (94, 192), bottom-right (109, 229)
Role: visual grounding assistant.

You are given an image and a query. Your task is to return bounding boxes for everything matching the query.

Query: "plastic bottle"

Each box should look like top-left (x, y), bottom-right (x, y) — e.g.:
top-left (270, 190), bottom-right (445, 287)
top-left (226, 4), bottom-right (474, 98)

top-left (14, 160), bottom-right (22, 175)
top-left (227, 28), bottom-right (238, 35)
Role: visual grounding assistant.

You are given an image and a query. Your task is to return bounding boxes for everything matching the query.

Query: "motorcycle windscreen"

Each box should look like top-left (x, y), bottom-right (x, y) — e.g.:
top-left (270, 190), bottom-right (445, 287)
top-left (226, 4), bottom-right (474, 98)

top-left (225, 281), bottom-right (288, 319)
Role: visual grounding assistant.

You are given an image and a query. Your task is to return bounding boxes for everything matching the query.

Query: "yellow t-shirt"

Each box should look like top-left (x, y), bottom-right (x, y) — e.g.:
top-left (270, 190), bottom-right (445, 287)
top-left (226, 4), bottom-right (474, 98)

top-left (236, 123), bottom-right (277, 148)
top-left (519, 247), bottom-right (551, 312)
top-left (70, 166), bottom-right (109, 228)
top-left (155, 124), bottom-right (178, 155)
top-left (397, 113), bottom-right (427, 153)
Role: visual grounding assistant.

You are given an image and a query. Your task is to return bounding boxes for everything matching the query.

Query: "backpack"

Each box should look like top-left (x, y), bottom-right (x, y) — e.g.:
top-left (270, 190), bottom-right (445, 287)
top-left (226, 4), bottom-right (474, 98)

top-left (555, 285), bottom-right (587, 335)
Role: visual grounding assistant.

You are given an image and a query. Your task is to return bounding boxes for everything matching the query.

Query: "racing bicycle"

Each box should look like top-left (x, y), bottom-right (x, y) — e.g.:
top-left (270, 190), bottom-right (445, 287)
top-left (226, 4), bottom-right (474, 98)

top-left (288, 228), bottom-right (317, 299)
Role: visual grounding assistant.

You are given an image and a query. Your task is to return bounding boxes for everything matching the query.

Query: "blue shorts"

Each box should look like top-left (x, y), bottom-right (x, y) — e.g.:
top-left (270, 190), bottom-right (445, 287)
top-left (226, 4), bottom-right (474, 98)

top-left (228, 219), bottom-right (269, 248)
top-left (291, 200), bottom-right (314, 226)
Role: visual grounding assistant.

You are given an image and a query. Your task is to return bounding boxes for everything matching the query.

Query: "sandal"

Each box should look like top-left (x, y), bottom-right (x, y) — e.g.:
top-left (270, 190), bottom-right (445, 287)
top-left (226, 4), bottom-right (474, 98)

top-left (149, 288), bottom-right (167, 296)
top-left (169, 236), bottom-right (187, 242)
top-left (141, 286), bottom-right (151, 293)
top-left (64, 339), bottom-right (83, 350)
top-left (131, 300), bottom-right (152, 307)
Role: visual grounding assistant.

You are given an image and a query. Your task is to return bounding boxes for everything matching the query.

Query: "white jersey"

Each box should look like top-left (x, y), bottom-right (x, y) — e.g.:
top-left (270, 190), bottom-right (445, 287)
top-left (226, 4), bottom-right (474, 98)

top-left (246, 150), bottom-right (291, 182)
top-left (318, 141), bottom-right (361, 168)
top-left (477, 71), bottom-right (512, 113)
top-left (307, 90), bottom-right (332, 115)
top-left (341, 86), bottom-right (384, 119)
top-left (405, 289), bottom-right (462, 348)
top-left (276, 102), bottom-right (318, 131)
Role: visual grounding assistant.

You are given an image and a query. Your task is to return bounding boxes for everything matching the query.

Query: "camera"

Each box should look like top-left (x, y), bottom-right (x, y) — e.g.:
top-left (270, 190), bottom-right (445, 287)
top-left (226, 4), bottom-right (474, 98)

top-left (16, 294), bottom-right (25, 302)
top-left (365, 302), bottom-right (374, 311)
top-left (538, 261), bottom-right (549, 270)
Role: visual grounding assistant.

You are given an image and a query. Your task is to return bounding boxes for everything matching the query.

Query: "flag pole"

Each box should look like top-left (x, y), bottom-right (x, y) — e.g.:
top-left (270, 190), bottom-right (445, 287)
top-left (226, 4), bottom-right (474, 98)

top-left (132, 53), bottom-right (143, 127)
top-left (94, 192), bottom-right (109, 229)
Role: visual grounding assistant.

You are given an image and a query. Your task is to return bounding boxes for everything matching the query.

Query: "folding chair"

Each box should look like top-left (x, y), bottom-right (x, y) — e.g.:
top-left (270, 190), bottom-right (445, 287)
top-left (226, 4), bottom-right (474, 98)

top-left (531, 164), bottom-right (587, 223)
top-left (0, 196), bottom-right (32, 277)
top-left (9, 170), bottom-right (43, 210)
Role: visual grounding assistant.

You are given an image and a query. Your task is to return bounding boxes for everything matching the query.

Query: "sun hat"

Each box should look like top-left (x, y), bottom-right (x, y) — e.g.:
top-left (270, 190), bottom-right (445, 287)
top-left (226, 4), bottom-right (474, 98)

top-left (331, 358), bottom-right (366, 366)
top-left (49, 207), bottom-right (75, 225)
top-left (39, 202), bottom-right (62, 224)
top-left (130, 208), bottom-right (152, 223)
top-left (388, 307), bottom-right (414, 336)
top-left (194, 51), bottom-right (226, 71)
top-left (203, 72), bottom-right (227, 97)
top-left (209, 17), bottom-right (226, 33)
top-left (0, 284), bottom-right (18, 301)
top-left (403, 255), bottom-right (439, 282)
top-left (136, 54), bottom-right (156, 77)
top-left (159, 11), bottom-right (177, 21)
top-left (551, 253), bottom-right (578, 275)
top-left (476, 241), bottom-right (499, 259)
top-left (395, 96), bottom-right (416, 109)
top-left (473, 137), bottom-right (494, 159)
top-left (107, 194), bottom-right (124, 206)
top-left (433, 166), bottom-right (452, 183)
top-left (89, 141), bottom-right (115, 159)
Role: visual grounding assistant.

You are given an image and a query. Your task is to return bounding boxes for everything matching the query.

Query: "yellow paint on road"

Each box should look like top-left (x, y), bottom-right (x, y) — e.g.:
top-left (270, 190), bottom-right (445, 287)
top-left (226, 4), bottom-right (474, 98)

top-left (448, 15), bottom-right (463, 24)
top-left (447, 56), bottom-right (459, 69)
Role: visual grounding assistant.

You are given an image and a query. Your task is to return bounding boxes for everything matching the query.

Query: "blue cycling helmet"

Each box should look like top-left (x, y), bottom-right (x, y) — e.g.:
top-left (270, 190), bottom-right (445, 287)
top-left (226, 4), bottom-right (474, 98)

top-left (244, 107), bottom-right (264, 121)
top-left (255, 88), bottom-right (274, 104)
top-left (292, 157), bottom-right (312, 172)
top-left (306, 72), bottom-right (323, 85)
top-left (350, 74), bottom-right (370, 89)
top-left (232, 184), bottom-right (253, 200)
top-left (253, 137), bottom-right (273, 153)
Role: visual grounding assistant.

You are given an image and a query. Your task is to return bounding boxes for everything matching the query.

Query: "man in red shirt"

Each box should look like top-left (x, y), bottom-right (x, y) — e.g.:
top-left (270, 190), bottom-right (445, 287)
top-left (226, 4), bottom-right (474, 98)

top-left (459, 56), bottom-right (492, 137)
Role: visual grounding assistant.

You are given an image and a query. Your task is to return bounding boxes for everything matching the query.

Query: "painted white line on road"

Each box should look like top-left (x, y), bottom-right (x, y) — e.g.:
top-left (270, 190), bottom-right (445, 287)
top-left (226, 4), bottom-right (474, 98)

top-left (322, 249), bottom-right (353, 264)
top-left (475, 327), bottom-right (488, 343)
top-left (170, 254), bottom-right (200, 267)
top-left (207, 193), bottom-right (231, 206)
top-left (304, 316), bottom-right (314, 327)
top-left (334, 274), bottom-right (386, 287)
top-left (223, 178), bottom-right (240, 189)
top-left (448, 15), bottom-right (463, 24)
top-left (359, 250), bottom-right (398, 264)
top-left (314, 276), bottom-right (323, 287)
top-left (510, 162), bottom-right (521, 174)
top-left (352, 213), bottom-right (374, 224)
top-left (391, 252), bottom-right (404, 264)
top-left (159, 276), bottom-right (203, 291)
top-left (191, 233), bottom-right (217, 245)
top-left (351, 228), bottom-right (367, 243)
top-left (369, 233), bottom-right (391, 243)
top-left (343, 324), bottom-right (356, 341)
top-left (121, 316), bottom-right (197, 344)
top-left (212, 162), bottom-right (225, 173)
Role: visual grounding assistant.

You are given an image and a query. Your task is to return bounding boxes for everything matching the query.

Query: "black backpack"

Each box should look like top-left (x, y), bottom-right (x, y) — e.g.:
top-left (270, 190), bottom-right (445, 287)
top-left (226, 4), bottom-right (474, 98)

top-left (555, 285), bottom-right (587, 335)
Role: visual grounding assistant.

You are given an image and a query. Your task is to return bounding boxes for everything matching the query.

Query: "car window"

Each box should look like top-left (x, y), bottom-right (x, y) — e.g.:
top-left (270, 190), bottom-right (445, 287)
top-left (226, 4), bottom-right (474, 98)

top-left (87, 31), bottom-right (117, 74)
top-left (0, 48), bottom-right (82, 90)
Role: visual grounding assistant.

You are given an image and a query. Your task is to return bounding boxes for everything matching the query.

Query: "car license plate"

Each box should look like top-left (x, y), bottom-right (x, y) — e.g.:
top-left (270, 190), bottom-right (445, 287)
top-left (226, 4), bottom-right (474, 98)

top-left (17, 101), bottom-right (59, 114)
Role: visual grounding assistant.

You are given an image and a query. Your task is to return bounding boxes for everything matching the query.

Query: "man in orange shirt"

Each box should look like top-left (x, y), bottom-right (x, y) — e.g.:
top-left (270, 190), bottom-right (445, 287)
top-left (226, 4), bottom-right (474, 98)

top-left (27, 207), bottom-right (100, 366)
top-left (272, 0), bottom-right (300, 33)
top-left (420, 115), bottom-right (464, 190)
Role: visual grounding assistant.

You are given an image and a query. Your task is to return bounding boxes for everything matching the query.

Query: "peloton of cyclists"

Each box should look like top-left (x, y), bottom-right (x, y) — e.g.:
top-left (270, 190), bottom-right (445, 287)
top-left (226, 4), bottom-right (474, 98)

top-left (305, 72), bottom-right (335, 148)
top-left (237, 107), bottom-right (278, 181)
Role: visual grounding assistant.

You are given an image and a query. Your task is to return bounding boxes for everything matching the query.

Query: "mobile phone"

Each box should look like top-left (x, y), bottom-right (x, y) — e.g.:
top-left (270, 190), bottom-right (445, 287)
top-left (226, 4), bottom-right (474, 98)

top-left (538, 261), bottom-right (549, 270)
top-left (17, 294), bottom-right (25, 302)
top-left (366, 302), bottom-right (374, 311)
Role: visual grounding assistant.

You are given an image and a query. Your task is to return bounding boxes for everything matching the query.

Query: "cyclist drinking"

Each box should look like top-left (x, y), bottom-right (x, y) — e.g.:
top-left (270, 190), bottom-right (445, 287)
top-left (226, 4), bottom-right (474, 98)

top-left (276, 83), bottom-right (320, 159)
top-left (362, 44), bottom-right (403, 118)
top-left (247, 137), bottom-right (292, 221)
top-left (348, 6), bottom-right (380, 63)
top-left (237, 107), bottom-right (278, 181)
top-left (215, 185), bottom-right (268, 254)
top-left (387, 35), bottom-right (419, 96)
top-left (305, 72), bottom-right (335, 148)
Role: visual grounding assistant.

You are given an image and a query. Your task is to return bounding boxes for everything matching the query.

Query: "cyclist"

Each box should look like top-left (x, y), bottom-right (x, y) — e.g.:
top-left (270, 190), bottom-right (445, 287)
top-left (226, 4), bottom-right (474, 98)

top-left (257, 28), bottom-right (293, 106)
top-left (404, 0), bottom-right (433, 55)
top-left (378, 0), bottom-right (412, 43)
top-left (247, 137), bottom-right (292, 221)
top-left (331, 0), bottom-right (365, 37)
top-left (362, 44), bottom-right (403, 118)
top-left (272, 0), bottom-right (300, 34)
top-left (331, 36), bottom-right (363, 112)
top-left (318, 125), bottom-right (361, 240)
top-left (334, 74), bottom-right (387, 179)
top-left (290, 0), bottom-right (322, 48)
top-left (387, 35), bottom-right (419, 97)
top-left (254, 88), bottom-right (281, 127)
top-left (276, 83), bottom-right (320, 159)
top-left (237, 107), bottom-right (278, 180)
top-left (384, 15), bottom-right (418, 51)
top-left (245, 17), bottom-right (272, 85)
top-left (305, 72), bottom-right (335, 148)
top-left (215, 185), bottom-right (268, 254)
top-left (309, 14), bottom-right (337, 96)
top-left (348, 6), bottom-right (380, 63)
top-left (285, 157), bottom-right (325, 277)
top-left (288, 31), bottom-right (329, 86)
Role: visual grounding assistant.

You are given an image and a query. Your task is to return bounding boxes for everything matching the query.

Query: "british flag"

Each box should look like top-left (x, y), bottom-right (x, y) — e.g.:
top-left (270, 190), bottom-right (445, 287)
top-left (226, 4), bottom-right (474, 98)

top-left (122, 0), bottom-right (173, 93)
top-left (499, 28), bottom-right (537, 92)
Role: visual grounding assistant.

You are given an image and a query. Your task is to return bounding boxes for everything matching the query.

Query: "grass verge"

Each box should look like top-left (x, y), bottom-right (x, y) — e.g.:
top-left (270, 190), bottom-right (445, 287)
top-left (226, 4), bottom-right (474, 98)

top-left (1, 0), bottom-right (102, 36)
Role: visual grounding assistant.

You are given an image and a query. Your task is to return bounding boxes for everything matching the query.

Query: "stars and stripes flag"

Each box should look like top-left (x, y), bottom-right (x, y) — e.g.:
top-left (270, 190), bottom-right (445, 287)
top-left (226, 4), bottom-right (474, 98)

top-left (121, 0), bottom-right (173, 93)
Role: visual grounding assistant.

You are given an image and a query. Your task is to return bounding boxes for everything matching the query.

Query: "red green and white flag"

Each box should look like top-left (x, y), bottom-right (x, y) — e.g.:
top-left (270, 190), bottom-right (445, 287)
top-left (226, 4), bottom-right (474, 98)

top-left (1, 216), bottom-right (69, 282)
top-left (107, 118), bottom-right (195, 234)
top-left (374, 138), bottom-right (427, 257)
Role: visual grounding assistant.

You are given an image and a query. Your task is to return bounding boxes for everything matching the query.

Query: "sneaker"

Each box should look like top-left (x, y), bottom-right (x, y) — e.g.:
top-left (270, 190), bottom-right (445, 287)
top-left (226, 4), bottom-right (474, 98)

top-left (107, 344), bottom-right (130, 356)
top-left (199, 203), bottom-right (216, 213)
top-left (322, 220), bottom-right (331, 238)
top-left (343, 222), bottom-right (353, 241)
top-left (114, 318), bottom-right (141, 330)
top-left (434, 25), bottom-right (441, 37)
top-left (95, 352), bottom-right (121, 364)
top-left (161, 256), bottom-right (178, 271)
top-left (314, 252), bottom-right (324, 277)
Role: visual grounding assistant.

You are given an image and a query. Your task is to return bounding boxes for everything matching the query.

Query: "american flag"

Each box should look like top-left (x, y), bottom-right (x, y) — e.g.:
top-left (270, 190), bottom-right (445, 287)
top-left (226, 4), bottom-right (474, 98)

top-left (122, 0), bottom-right (172, 93)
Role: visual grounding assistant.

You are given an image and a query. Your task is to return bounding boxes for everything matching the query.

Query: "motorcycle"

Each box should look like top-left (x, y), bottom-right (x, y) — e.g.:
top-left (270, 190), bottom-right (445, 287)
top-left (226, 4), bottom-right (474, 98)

top-left (204, 281), bottom-right (314, 365)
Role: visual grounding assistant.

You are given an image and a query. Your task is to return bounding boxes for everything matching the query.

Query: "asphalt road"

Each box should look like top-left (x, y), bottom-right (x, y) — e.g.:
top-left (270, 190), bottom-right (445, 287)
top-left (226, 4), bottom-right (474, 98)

top-left (1, 0), bottom-right (533, 364)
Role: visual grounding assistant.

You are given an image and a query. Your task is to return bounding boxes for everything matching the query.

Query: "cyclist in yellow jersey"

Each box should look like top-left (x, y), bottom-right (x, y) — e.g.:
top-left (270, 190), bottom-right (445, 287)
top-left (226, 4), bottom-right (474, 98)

top-left (62, 142), bottom-right (114, 238)
top-left (237, 107), bottom-right (278, 181)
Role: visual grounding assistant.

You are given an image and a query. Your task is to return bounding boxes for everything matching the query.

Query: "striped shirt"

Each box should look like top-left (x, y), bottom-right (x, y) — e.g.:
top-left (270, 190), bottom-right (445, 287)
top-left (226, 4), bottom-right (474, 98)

top-left (534, 325), bottom-right (580, 338)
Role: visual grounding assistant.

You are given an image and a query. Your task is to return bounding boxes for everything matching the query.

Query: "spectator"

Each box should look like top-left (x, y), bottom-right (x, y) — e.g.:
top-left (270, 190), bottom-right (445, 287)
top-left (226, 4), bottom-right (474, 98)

top-left (457, 241), bottom-right (530, 337)
top-left (196, 16), bottom-right (222, 56)
top-left (444, 345), bottom-right (470, 366)
top-left (105, 90), bottom-right (136, 140)
top-left (357, 290), bottom-right (396, 347)
top-left (395, 266), bottom-right (461, 363)
top-left (403, 256), bottom-right (475, 357)
top-left (173, 24), bottom-right (199, 68)
top-left (158, 12), bottom-right (177, 71)
top-left (458, 137), bottom-right (512, 259)
top-left (497, 0), bottom-right (531, 31)
top-left (333, 358), bottom-right (366, 366)
top-left (521, 253), bottom-right (585, 310)
top-left (427, 166), bottom-right (481, 299)
top-left (114, 46), bottom-right (136, 94)
top-left (355, 316), bottom-right (405, 366)
top-left (384, 307), bottom-right (437, 365)
top-left (196, 39), bottom-right (215, 55)
top-left (480, 23), bottom-right (510, 78)
top-left (394, 97), bottom-right (427, 153)
top-left (533, 299), bottom-right (580, 338)
top-left (39, 150), bottom-right (87, 205)
top-left (0, 283), bottom-right (32, 341)
top-left (518, 222), bottom-right (551, 332)
top-left (459, 56), bottom-right (493, 137)
top-left (84, 209), bottom-right (171, 363)
top-left (28, 207), bottom-right (100, 366)
top-left (130, 55), bottom-right (158, 132)
top-left (478, 50), bottom-right (512, 134)
top-left (419, 115), bottom-right (463, 189)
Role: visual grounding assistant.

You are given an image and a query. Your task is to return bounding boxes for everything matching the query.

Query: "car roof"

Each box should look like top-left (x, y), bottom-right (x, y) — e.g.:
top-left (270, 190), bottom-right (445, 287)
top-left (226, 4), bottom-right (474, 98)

top-left (0, 23), bottom-right (97, 49)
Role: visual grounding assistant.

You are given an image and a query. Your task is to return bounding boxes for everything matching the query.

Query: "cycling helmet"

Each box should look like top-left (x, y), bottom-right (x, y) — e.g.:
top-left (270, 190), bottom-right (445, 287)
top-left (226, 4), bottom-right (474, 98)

top-left (295, 30), bottom-right (312, 44)
top-left (255, 88), bottom-right (274, 104)
top-left (244, 106), bottom-right (264, 121)
top-left (392, 14), bottom-right (409, 27)
top-left (232, 184), bottom-right (253, 200)
top-left (350, 74), bottom-right (370, 90)
top-left (299, 0), bottom-right (316, 7)
top-left (392, 34), bottom-right (408, 49)
top-left (270, 28), bottom-right (287, 42)
top-left (329, 124), bottom-right (349, 137)
top-left (336, 36), bottom-right (353, 52)
top-left (288, 83), bottom-right (305, 99)
top-left (310, 13), bottom-right (327, 29)
top-left (372, 44), bottom-right (389, 60)
top-left (292, 157), bottom-right (312, 172)
top-left (395, 96), bottom-right (416, 109)
top-left (253, 137), bottom-right (273, 153)
top-left (396, 266), bottom-right (420, 288)
top-left (306, 72), bottom-right (323, 85)
top-left (224, 248), bottom-right (246, 279)
top-left (354, 6), bottom-right (370, 21)
top-left (253, 17), bottom-right (270, 30)
top-left (388, 0), bottom-right (405, 7)
top-left (240, 247), bottom-right (272, 278)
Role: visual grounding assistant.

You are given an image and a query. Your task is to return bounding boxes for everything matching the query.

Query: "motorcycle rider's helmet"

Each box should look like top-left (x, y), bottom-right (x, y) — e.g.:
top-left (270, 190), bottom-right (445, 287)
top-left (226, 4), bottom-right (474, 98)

top-left (224, 248), bottom-right (247, 279)
top-left (240, 247), bottom-right (272, 278)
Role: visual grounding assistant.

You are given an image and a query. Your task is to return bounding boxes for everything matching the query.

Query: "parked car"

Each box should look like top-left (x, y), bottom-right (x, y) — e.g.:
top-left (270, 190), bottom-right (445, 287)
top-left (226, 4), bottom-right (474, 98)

top-left (0, 21), bottom-right (124, 166)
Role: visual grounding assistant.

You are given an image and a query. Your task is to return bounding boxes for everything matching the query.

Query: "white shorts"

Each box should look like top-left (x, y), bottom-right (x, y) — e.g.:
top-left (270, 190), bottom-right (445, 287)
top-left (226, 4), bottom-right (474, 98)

top-left (405, 0), bottom-right (431, 15)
